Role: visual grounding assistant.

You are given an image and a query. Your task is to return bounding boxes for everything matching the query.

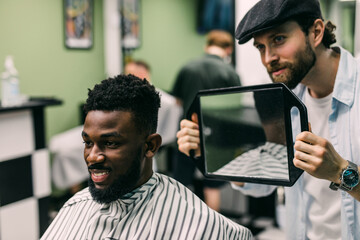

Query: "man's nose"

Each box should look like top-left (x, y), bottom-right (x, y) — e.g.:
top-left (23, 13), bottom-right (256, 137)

top-left (86, 145), bottom-right (105, 164)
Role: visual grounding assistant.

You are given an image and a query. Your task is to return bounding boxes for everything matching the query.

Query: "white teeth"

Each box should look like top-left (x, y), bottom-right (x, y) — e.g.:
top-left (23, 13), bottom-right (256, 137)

top-left (93, 171), bottom-right (109, 176)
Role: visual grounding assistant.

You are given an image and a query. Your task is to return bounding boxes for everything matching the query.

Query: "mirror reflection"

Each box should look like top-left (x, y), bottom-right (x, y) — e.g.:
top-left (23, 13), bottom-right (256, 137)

top-left (200, 88), bottom-right (289, 180)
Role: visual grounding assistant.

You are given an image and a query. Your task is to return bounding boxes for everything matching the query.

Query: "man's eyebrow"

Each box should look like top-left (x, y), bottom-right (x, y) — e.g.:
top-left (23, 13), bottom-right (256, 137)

top-left (100, 132), bottom-right (122, 138)
top-left (81, 131), bottom-right (122, 138)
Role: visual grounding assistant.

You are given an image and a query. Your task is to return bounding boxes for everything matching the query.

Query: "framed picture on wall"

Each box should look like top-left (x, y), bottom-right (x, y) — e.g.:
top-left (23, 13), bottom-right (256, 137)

top-left (64, 0), bottom-right (93, 49)
top-left (121, 0), bottom-right (141, 49)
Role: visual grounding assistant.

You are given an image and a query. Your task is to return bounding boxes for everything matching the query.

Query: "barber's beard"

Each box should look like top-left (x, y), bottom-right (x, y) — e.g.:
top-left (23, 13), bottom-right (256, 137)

top-left (88, 155), bottom-right (141, 204)
top-left (268, 38), bottom-right (316, 89)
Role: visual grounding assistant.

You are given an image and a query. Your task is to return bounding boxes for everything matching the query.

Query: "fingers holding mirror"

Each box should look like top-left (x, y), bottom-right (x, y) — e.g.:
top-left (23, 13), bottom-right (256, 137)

top-left (177, 114), bottom-right (201, 157)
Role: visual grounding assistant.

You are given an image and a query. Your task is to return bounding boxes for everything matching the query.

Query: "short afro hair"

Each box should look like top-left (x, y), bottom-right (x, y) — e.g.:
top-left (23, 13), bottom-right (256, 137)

top-left (84, 74), bottom-right (161, 134)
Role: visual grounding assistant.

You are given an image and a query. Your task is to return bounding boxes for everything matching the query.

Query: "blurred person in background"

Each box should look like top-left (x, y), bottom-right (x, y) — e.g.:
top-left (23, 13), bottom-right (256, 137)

top-left (171, 30), bottom-right (241, 212)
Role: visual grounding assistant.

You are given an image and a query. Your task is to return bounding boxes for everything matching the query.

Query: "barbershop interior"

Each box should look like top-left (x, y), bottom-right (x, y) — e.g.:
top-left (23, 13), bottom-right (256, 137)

top-left (0, 0), bottom-right (359, 239)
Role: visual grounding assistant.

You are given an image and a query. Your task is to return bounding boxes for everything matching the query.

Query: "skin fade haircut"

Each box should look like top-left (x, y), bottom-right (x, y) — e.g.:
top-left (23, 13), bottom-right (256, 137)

top-left (83, 74), bottom-right (160, 135)
top-left (83, 74), bottom-right (161, 203)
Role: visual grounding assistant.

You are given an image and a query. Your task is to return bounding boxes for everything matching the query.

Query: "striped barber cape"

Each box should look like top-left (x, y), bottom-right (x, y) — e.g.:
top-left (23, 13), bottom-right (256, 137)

top-left (41, 172), bottom-right (253, 239)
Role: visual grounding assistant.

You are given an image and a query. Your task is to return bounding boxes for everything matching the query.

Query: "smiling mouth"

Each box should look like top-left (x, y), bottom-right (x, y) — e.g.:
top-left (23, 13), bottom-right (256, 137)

top-left (89, 169), bottom-right (111, 184)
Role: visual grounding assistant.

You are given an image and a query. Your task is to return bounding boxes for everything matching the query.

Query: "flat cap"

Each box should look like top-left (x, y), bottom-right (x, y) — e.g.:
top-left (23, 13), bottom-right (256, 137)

top-left (235, 0), bottom-right (323, 44)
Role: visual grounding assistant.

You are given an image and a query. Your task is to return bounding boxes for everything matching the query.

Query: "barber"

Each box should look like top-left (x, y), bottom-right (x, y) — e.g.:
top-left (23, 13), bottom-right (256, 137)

top-left (177, 0), bottom-right (360, 239)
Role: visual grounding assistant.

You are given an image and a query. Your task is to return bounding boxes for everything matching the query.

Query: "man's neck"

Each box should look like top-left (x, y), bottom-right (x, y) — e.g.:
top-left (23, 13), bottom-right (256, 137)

top-left (135, 160), bottom-right (154, 190)
top-left (302, 47), bottom-right (340, 98)
top-left (205, 46), bottom-right (227, 58)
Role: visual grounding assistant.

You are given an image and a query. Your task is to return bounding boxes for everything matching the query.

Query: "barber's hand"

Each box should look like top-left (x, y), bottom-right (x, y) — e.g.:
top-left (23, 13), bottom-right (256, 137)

top-left (231, 182), bottom-right (245, 187)
top-left (176, 113), bottom-right (201, 157)
top-left (293, 131), bottom-right (348, 183)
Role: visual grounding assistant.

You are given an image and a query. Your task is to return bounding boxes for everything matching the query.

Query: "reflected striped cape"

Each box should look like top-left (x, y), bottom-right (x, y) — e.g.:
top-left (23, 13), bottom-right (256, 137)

top-left (214, 142), bottom-right (288, 179)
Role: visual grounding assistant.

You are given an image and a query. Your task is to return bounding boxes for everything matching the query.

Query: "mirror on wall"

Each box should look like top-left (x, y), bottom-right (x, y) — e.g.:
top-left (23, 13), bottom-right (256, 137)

top-left (187, 83), bottom-right (308, 186)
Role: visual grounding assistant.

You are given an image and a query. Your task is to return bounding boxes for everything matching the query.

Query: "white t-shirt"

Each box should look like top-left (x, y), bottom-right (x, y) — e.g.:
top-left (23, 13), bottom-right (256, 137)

top-left (303, 88), bottom-right (341, 240)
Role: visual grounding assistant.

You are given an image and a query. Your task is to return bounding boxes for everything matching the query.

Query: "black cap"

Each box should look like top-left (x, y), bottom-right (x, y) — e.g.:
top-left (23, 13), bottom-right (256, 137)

top-left (235, 0), bottom-right (323, 44)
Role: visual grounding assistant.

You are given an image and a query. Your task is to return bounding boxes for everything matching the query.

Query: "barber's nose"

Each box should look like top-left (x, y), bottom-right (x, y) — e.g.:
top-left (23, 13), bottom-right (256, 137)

top-left (263, 47), bottom-right (279, 66)
top-left (86, 145), bottom-right (105, 164)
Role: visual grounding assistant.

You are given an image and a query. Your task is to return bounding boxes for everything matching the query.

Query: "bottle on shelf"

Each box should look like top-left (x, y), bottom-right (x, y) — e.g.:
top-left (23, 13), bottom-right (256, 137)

top-left (1, 55), bottom-right (21, 107)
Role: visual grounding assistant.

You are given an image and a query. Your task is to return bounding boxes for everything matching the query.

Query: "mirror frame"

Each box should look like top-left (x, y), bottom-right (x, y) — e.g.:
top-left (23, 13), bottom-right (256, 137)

top-left (187, 83), bottom-right (308, 186)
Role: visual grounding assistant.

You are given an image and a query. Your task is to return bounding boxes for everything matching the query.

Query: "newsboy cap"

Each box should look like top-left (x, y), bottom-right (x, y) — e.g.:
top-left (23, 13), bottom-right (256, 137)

top-left (235, 0), bottom-right (323, 44)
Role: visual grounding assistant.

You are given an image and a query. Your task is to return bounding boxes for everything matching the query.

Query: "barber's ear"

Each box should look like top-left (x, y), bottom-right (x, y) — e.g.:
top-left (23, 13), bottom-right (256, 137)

top-left (312, 19), bottom-right (325, 48)
top-left (145, 133), bottom-right (162, 158)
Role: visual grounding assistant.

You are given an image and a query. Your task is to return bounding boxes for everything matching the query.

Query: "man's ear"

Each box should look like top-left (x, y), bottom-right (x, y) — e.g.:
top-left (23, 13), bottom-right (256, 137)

top-left (145, 133), bottom-right (162, 158)
top-left (225, 46), bottom-right (233, 56)
top-left (312, 19), bottom-right (325, 48)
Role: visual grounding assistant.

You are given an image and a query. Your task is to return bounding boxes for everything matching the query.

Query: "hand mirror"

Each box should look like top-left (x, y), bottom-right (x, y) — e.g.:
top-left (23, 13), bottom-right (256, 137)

top-left (187, 83), bottom-right (308, 186)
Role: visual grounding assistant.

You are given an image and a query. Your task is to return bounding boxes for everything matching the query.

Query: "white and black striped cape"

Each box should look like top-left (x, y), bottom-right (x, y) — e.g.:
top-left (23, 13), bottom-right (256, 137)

top-left (214, 142), bottom-right (288, 180)
top-left (41, 173), bottom-right (252, 240)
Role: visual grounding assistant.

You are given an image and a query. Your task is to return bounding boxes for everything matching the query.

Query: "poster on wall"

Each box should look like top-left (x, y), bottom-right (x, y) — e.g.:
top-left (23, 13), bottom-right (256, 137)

top-left (64, 0), bottom-right (93, 49)
top-left (196, 0), bottom-right (235, 34)
top-left (121, 0), bottom-right (141, 49)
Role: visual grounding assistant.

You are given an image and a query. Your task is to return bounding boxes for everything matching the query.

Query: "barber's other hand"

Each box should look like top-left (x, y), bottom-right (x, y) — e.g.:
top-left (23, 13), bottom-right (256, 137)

top-left (293, 131), bottom-right (348, 183)
top-left (231, 182), bottom-right (245, 187)
top-left (176, 113), bottom-right (201, 157)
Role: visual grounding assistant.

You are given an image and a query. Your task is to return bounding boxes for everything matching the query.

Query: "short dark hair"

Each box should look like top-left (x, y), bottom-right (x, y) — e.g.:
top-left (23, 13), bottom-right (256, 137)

top-left (133, 60), bottom-right (151, 72)
top-left (206, 30), bottom-right (233, 49)
top-left (84, 74), bottom-right (161, 134)
top-left (293, 15), bottom-right (337, 49)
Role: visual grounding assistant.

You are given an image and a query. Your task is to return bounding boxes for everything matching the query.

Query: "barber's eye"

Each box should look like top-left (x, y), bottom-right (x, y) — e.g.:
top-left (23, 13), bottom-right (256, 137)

top-left (255, 44), bottom-right (265, 52)
top-left (274, 36), bottom-right (285, 44)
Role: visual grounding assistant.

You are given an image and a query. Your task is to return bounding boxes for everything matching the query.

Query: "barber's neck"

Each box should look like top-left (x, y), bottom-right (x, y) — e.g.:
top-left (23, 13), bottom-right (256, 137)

top-left (302, 47), bottom-right (340, 99)
top-left (205, 45), bottom-right (227, 59)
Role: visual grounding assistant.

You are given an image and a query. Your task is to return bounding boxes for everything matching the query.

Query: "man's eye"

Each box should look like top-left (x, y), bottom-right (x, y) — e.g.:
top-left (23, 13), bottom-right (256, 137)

top-left (83, 141), bottom-right (92, 147)
top-left (105, 141), bottom-right (118, 147)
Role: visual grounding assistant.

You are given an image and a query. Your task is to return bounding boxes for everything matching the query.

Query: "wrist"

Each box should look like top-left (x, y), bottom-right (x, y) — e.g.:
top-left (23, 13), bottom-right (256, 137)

top-left (332, 159), bottom-right (349, 184)
top-left (329, 160), bottom-right (360, 191)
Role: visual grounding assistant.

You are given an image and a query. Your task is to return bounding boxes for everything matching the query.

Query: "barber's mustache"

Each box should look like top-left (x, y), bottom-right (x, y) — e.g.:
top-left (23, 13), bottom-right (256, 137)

top-left (267, 62), bottom-right (291, 73)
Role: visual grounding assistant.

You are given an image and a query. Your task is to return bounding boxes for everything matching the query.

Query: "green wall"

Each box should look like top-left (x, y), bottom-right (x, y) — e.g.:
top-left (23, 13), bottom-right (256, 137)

top-left (133, 0), bottom-right (207, 92)
top-left (0, 0), bottom-right (207, 142)
top-left (0, 0), bottom-right (105, 141)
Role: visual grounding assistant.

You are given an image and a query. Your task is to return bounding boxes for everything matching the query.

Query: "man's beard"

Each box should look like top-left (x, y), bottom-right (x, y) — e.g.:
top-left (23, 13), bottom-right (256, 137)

top-left (267, 38), bottom-right (316, 89)
top-left (88, 155), bottom-right (141, 204)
